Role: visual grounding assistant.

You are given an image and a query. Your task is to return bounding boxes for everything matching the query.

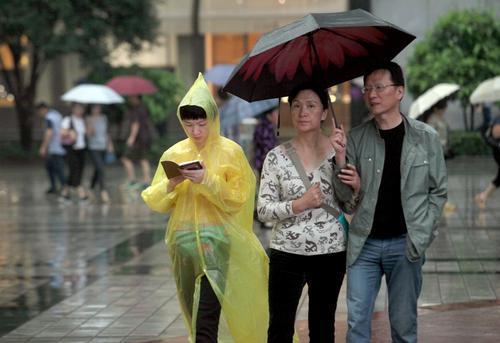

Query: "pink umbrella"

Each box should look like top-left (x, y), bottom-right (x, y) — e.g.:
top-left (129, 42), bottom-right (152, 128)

top-left (106, 76), bottom-right (158, 95)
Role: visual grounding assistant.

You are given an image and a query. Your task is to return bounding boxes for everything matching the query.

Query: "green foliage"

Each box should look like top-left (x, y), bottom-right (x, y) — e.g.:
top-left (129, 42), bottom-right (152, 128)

top-left (449, 130), bottom-right (490, 155)
top-left (88, 66), bottom-right (185, 124)
top-left (0, 0), bottom-right (159, 71)
top-left (148, 135), bottom-right (184, 160)
top-left (407, 10), bottom-right (500, 106)
top-left (139, 69), bottom-right (186, 124)
top-left (0, 142), bottom-right (37, 160)
top-left (113, 134), bottom-right (183, 161)
top-left (0, 0), bottom-right (159, 149)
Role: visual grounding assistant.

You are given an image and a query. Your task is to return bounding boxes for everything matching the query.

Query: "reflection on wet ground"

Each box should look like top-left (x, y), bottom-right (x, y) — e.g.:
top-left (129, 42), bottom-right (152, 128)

top-left (0, 156), bottom-right (499, 342)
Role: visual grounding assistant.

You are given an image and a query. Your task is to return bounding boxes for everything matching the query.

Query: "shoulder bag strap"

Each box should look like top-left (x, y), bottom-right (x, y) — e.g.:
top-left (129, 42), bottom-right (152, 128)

top-left (284, 142), bottom-right (340, 218)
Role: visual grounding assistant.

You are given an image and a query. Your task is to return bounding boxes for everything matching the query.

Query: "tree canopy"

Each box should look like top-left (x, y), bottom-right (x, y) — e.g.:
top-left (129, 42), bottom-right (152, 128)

top-left (407, 9), bottom-right (500, 106)
top-left (0, 0), bottom-right (159, 149)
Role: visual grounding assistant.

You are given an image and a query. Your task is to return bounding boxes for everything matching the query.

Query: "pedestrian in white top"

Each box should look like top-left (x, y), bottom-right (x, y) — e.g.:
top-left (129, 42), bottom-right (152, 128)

top-left (60, 102), bottom-right (88, 201)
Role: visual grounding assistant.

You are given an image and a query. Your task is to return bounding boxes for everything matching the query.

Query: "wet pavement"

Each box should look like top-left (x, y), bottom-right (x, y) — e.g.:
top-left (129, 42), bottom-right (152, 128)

top-left (0, 156), bottom-right (499, 342)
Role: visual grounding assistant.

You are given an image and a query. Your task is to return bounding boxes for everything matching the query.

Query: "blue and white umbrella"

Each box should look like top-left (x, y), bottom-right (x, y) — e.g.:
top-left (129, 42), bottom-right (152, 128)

top-left (204, 64), bottom-right (236, 86)
top-left (247, 99), bottom-right (280, 118)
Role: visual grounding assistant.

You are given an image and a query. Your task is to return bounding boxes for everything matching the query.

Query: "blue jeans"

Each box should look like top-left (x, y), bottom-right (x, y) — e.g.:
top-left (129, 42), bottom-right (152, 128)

top-left (45, 153), bottom-right (66, 190)
top-left (347, 235), bottom-right (423, 343)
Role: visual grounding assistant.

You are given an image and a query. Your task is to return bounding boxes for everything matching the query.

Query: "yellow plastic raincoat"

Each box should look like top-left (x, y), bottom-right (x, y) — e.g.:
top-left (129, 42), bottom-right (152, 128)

top-left (142, 74), bottom-right (269, 342)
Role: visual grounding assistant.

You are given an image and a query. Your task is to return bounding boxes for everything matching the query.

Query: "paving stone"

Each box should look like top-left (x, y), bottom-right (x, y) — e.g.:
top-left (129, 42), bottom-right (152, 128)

top-left (1, 157), bottom-right (500, 342)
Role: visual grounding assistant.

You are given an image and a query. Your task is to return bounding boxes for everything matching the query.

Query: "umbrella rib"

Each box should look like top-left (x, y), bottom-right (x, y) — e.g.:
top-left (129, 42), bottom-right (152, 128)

top-left (310, 34), bottom-right (324, 83)
top-left (267, 39), bottom-right (294, 65)
top-left (308, 34), bottom-right (315, 75)
top-left (323, 27), bottom-right (375, 47)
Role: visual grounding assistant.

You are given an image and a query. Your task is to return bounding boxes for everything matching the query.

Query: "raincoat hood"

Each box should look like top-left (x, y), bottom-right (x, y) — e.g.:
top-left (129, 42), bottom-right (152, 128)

top-left (177, 73), bottom-right (221, 146)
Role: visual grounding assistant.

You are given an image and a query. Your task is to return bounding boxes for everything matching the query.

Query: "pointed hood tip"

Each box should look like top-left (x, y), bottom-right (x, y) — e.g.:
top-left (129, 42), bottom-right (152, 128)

top-left (177, 72), bottom-right (221, 143)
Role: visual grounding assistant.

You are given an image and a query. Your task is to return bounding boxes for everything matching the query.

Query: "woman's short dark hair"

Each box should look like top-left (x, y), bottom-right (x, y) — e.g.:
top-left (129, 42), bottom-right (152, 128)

top-left (363, 60), bottom-right (405, 87)
top-left (179, 105), bottom-right (207, 120)
top-left (433, 99), bottom-right (448, 111)
top-left (35, 102), bottom-right (49, 111)
top-left (288, 84), bottom-right (329, 110)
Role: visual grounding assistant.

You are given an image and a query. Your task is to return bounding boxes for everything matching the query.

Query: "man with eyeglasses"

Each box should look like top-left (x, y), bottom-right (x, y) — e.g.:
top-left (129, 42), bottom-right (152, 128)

top-left (335, 61), bottom-right (447, 342)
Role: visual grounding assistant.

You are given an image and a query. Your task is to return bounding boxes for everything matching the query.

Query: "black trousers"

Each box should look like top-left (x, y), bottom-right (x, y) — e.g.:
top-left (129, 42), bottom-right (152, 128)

top-left (66, 148), bottom-right (85, 187)
top-left (88, 149), bottom-right (106, 191)
top-left (492, 147), bottom-right (500, 187)
top-left (268, 249), bottom-right (346, 343)
top-left (196, 275), bottom-right (221, 343)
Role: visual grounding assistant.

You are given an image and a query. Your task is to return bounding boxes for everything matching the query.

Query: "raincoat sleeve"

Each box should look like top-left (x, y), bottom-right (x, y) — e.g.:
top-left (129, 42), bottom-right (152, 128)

top-left (193, 147), bottom-right (253, 214)
top-left (257, 150), bottom-right (295, 222)
top-left (142, 152), bottom-right (179, 214)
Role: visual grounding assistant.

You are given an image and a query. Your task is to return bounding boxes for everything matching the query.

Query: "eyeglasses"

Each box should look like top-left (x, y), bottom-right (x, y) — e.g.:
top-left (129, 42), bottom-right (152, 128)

top-left (361, 84), bottom-right (399, 94)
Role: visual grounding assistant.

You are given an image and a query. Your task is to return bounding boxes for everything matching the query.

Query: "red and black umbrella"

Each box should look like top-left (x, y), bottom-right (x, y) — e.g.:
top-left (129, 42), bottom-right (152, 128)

top-left (223, 9), bottom-right (416, 101)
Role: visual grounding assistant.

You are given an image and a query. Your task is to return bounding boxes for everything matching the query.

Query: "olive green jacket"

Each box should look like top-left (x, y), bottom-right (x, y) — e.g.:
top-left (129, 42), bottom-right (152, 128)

top-left (337, 115), bottom-right (447, 266)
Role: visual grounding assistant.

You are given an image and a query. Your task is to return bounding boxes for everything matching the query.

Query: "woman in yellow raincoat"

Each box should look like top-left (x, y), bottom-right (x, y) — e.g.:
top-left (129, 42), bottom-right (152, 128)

top-left (142, 74), bottom-right (269, 342)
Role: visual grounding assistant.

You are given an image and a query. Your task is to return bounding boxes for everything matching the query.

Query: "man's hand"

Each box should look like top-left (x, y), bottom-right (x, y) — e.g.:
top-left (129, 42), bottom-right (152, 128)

top-left (338, 163), bottom-right (361, 195)
top-left (293, 182), bottom-right (324, 213)
top-left (39, 146), bottom-right (47, 158)
top-left (126, 137), bottom-right (135, 147)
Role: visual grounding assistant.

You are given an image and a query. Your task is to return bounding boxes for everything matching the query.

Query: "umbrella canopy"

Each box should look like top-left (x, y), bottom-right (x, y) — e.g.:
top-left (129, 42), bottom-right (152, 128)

top-left (204, 64), bottom-right (236, 86)
top-left (248, 98), bottom-right (280, 117)
top-left (61, 84), bottom-right (124, 104)
top-left (409, 83), bottom-right (460, 119)
top-left (470, 76), bottom-right (500, 104)
top-left (224, 9), bottom-right (415, 101)
top-left (106, 76), bottom-right (158, 95)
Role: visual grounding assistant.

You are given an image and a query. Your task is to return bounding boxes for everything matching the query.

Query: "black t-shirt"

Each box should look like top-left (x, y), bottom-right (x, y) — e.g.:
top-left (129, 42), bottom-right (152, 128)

top-left (370, 121), bottom-right (407, 238)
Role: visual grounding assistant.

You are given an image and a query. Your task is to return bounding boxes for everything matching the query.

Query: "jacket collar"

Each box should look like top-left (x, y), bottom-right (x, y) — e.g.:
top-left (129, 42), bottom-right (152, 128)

top-left (368, 113), bottom-right (420, 144)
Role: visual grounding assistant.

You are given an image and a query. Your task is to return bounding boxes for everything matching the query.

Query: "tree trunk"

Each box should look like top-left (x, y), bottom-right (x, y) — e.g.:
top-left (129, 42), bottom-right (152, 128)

top-left (6, 45), bottom-right (42, 150)
top-left (462, 104), bottom-right (468, 131)
top-left (192, 0), bottom-right (200, 35)
top-left (469, 104), bottom-right (475, 131)
top-left (190, 0), bottom-right (204, 80)
top-left (15, 98), bottom-right (35, 150)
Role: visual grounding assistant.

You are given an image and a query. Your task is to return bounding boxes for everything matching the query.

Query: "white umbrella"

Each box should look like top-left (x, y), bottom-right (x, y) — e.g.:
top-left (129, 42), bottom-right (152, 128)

top-left (409, 83), bottom-right (460, 119)
top-left (61, 84), bottom-right (124, 104)
top-left (470, 76), bottom-right (500, 104)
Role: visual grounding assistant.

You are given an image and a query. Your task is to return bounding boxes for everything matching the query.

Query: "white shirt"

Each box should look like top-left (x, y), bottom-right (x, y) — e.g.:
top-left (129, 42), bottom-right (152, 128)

top-left (61, 115), bottom-right (86, 150)
top-left (257, 143), bottom-right (346, 256)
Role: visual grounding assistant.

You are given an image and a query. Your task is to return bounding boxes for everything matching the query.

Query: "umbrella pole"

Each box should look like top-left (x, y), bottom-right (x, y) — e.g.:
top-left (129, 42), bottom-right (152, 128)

top-left (309, 36), bottom-right (338, 129)
top-left (277, 98), bottom-right (281, 136)
top-left (328, 96), bottom-right (338, 129)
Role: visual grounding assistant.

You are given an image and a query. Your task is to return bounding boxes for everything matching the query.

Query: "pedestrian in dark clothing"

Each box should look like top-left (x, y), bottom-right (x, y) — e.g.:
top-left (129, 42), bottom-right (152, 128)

top-left (121, 95), bottom-right (153, 188)
top-left (336, 61), bottom-right (447, 343)
top-left (253, 106), bottom-right (279, 175)
top-left (36, 102), bottom-right (67, 195)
